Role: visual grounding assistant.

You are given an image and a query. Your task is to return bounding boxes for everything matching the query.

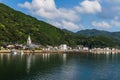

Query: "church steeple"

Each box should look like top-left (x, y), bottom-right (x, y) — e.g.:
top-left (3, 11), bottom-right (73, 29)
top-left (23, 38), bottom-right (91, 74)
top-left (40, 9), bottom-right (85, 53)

top-left (27, 35), bottom-right (32, 46)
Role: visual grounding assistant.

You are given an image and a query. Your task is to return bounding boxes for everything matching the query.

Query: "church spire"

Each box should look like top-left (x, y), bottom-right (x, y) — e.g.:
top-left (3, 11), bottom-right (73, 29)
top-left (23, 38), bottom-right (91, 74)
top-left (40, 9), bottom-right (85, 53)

top-left (27, 35), bottom-right (32, 46)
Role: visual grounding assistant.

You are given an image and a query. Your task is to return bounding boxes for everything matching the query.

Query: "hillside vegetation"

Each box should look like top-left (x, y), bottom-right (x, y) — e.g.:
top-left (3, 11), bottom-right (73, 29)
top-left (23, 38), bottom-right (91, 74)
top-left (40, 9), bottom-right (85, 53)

top-left (0, 3), bottom-right (120, 48)
top-left (0, 3), bottom-right (76, 46)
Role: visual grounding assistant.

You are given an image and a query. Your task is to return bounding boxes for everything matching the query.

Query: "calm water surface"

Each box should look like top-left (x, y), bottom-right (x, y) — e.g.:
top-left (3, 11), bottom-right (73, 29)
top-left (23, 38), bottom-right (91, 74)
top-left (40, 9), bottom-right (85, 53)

top-left (0, 53), bottom-right (120, 80)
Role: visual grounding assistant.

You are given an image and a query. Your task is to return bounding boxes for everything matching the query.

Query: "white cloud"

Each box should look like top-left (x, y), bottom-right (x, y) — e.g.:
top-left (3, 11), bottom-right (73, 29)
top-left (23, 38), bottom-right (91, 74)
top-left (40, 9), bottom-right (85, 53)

top-left (75, 0), bottom-right (102, 14)
top-left (18, 0), bottom-right (103, 31)
top-left (92, 21), bottom-right (111, 29)
top-left (92, 20), bottom-right (120, 29)
top-left (111, 6), bottom-right (120, 11)
top-left (18, 0), bottom-right (79, 21)
top-left (114, 16), bottom-right (120, 20)
top-left (98, 0), bottom-right (120, 20)
top-left (106, 0), bottom-right (120, 4)
top-left (49, 21), bottom-right (62, 29)
top-left (18, 0), bottom-right (58, 19)
top-left (58, 8), bottom-right (79, 22)
top-left (49, 20), bottom-right (80, 31)
top-left (111, 20), bottom-right (120, 27)
top-left (18, 0), bottom-right (81, 31)
top-left (62, 20), bottom-right (80, 31)
top-left (98, 7), bottom-right (120, 20)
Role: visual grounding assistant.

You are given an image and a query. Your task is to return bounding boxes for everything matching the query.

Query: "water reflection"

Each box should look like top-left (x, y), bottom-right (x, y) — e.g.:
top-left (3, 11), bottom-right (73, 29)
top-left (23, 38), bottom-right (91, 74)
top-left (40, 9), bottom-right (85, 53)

top-left (0, 53), bottom-right (120, 80)
top-left (42, 53), bottom-right (50, 61)
top-left (63, 53), bottom-right (67, 64)
top-left (26, 54), bottom-right (32, 74)
top-left (93, 51), bottom-right (118, 54)
top-left (7, 54), bottom-right (10, 61)
top-left (0, 54), bottom-right (3, 61)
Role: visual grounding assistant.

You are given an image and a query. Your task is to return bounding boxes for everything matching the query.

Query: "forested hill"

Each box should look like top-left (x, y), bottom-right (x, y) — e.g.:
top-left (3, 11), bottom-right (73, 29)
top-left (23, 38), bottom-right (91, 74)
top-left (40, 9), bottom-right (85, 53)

top-left (0, 3), bottom-right (76, 46)
top-left (77, 29), bottom-right (111, 37)
top-left (76, 29), bottom-right (120, 41)
top-left (0, 3), bottom-right (120, 48)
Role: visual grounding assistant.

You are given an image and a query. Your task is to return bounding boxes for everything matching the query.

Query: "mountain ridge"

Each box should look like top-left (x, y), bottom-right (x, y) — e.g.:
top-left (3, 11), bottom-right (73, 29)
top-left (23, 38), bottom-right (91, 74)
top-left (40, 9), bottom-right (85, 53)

top-left (76, 29), bottom-right (120, 40)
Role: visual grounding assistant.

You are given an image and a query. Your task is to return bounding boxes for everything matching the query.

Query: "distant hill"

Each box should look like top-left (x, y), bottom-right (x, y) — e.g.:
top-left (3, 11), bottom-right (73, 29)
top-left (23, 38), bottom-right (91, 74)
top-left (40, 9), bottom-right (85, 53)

top-left (76, 29), bottom-right (120, 40)
top-left (62, 29), bottom-right (74, 34)
top-left (76, 29), bottom-right (111, 36)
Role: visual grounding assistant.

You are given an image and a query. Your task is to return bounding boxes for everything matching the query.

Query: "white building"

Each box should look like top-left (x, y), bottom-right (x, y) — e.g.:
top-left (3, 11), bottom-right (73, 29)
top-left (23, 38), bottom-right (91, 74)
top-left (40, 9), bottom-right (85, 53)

top-left (83, 47), bottom-right (89, 50)
top-left (59, 44), bottom-right (68, 51)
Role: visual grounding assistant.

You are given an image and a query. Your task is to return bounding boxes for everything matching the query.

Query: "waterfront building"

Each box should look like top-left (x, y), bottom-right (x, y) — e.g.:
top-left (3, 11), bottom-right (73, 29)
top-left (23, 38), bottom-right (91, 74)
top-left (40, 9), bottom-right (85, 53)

top-left (59, 44), bottom-right (68, 51)
top-left (83, 47), bottom-right (89, 50)
top-left (14, 44), bottom-right (23, 49)
top-left (112, 48), bottom-right (115, 51)
top-left (7, 45), bottom-right (15, 49)
top-left (54, 46), bottom-right (58, 50)
top-left (45, 45), bottom-right (54, 51)
top-left (74, 45), bottom-right (83, 50)
top-left (104, 47), bottom-right (111, 51)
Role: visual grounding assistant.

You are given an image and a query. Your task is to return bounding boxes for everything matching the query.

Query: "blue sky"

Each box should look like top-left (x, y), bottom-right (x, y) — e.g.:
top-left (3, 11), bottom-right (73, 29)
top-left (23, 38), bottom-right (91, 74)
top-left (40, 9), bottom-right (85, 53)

top-left (1, 0), bottom-right (120, 32)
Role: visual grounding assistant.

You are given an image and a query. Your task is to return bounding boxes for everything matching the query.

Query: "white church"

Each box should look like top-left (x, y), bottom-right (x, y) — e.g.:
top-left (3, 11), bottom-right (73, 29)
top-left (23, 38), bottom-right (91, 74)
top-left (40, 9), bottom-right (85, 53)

top-left (27, 35), bottom-right (32, 46)
top-left (26, 35), bottom-right (39, 49)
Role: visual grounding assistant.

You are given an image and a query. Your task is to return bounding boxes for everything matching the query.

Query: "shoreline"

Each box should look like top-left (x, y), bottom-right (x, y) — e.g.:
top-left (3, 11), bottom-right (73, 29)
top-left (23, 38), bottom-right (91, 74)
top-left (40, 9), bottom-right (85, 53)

top-left (0, 50), bottom-right (120, 54)
top-left (0, 50), bottom-right (89, 53)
